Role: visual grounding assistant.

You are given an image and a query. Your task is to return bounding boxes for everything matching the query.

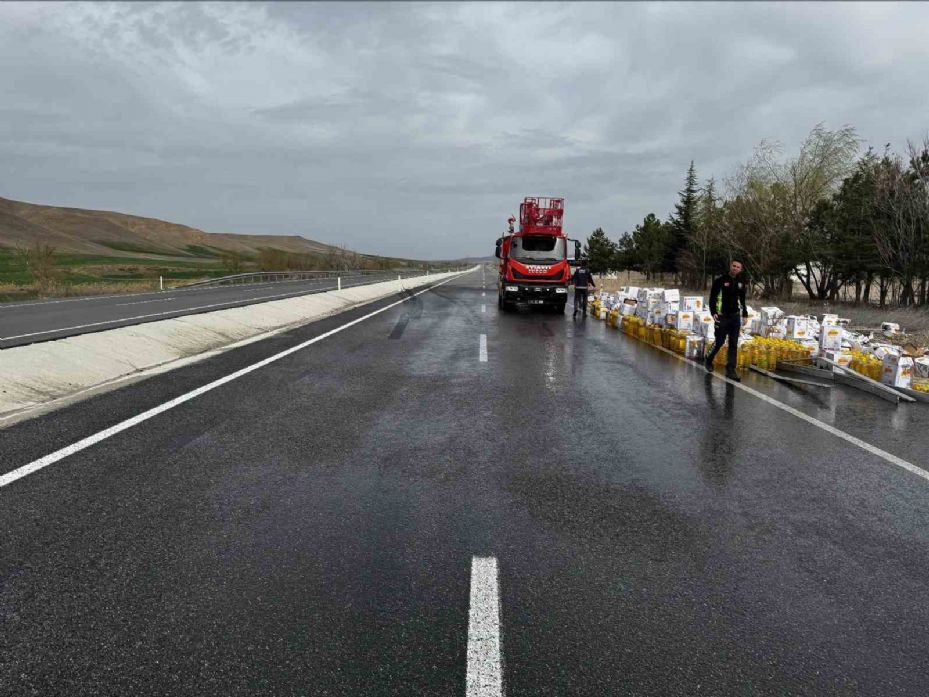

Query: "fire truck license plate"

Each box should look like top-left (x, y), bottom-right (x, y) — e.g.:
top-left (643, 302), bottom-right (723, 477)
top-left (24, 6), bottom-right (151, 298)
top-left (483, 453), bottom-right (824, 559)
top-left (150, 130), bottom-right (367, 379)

top-left (529, 299), bottom-right (544, 305)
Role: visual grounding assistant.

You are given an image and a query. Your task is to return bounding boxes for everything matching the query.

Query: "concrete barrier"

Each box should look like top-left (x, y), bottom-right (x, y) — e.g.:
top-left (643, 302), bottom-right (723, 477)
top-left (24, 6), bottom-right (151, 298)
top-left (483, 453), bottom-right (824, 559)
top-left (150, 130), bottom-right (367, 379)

top-left (0, 271), bottom-right (462, 422)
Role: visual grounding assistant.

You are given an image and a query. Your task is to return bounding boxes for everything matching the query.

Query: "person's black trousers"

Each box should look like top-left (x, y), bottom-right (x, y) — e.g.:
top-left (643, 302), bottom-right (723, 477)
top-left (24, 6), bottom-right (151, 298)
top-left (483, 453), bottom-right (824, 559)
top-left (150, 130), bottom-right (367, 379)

top-left (573, 288), bottom-right (589, 316)
top-left (707, 312), bottom-right (742, 371)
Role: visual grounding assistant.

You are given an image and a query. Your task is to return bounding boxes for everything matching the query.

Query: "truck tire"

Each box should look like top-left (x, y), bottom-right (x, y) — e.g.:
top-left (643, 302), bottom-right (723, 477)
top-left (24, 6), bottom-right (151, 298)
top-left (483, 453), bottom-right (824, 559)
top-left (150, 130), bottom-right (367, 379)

top-left (555, 302), bottom-right (566, 314)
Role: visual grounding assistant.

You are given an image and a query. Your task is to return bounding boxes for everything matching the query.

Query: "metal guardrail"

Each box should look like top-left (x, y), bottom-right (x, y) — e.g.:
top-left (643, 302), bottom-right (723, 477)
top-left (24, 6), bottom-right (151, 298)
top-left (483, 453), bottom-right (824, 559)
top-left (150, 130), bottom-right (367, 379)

top-left (175, 268), bottom-right (446, 290)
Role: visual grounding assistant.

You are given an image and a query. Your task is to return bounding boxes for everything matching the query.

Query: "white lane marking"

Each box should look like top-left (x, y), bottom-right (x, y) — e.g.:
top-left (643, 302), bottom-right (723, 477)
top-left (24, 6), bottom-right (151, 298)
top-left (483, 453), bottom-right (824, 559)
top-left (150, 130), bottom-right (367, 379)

top-left (482, 291), bottom-right (486, 297)
top-left (0, 275), bottom-right (464, 489)
top-left (467, 556), bottom-right (502, 697)
top-left (116, 297), bottom-right (177, 306)
top-left (479, 334), bottom-right (488, 362)
top-left (1, 284), bottom-right (352, 341)
top-left (652, 344), bottom-right (929, 483)
top-left (482, 305), bottom-right (486, 313)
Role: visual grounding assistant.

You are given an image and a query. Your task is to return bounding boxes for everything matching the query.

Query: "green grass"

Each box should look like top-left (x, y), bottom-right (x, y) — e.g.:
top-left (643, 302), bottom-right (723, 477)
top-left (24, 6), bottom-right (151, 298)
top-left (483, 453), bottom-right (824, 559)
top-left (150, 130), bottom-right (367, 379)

top-left (183, 244), bottom-right (225, 258)
top-left (0, 248), bottom-right (225, 298)
top-left (94, 240), bottom-right (170, 255)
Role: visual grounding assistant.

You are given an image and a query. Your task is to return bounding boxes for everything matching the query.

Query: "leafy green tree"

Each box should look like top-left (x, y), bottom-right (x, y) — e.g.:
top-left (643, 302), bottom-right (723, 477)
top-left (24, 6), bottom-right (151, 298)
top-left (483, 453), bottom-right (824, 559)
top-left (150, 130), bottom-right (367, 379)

top-left (614, 231), bottom-right (637, 271)
top-left (584, 227), bottom-right (617, 275)
top-left (631, 213), bottom-right (669, 280)
top-left (825, 150), bottom-right (884, 303)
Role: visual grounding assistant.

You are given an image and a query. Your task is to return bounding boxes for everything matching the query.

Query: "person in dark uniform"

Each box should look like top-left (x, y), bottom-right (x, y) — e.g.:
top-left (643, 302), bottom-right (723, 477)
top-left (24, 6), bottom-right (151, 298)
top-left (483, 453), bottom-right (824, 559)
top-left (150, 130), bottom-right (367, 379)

top-left (571, 260), bottom-right (596, 319)
top-left (704, 259), bottom-right (748, 381)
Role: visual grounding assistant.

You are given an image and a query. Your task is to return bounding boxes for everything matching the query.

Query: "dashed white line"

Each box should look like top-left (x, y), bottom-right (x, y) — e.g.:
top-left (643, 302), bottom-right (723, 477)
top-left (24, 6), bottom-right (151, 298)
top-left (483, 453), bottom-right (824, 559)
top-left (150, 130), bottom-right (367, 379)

top-left (466, 556), bottom-right (502, 697)
top-left (479, 334), bottom-right (488, 362)
top-left (482, 305), bottom-right (486, 313)
top-left (0, 275), bottom-right (463, 489)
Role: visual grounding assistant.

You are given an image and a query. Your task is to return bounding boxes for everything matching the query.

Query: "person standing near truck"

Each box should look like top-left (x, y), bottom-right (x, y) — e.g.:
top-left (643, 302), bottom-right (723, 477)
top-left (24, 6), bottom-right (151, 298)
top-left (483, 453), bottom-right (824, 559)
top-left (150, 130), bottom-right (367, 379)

top-left (704, 259), bottom-right (748, 381)
top-left (571, 260), bottom-right (596, 319)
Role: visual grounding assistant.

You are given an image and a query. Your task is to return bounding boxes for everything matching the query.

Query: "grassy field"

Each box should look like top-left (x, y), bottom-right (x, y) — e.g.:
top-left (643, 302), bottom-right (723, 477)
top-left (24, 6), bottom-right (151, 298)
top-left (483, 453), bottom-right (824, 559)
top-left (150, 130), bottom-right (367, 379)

top-left (0, 247), bottom-right (226, 302)
top-left (0, 246), bottom-right (457, 303)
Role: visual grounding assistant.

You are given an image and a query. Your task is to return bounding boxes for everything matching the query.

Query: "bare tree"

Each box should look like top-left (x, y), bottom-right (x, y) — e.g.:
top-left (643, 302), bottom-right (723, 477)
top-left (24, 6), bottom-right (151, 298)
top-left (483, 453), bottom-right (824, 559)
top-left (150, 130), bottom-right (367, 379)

top-left (720, 124), bottom-right (859, 299)
top-left (221, 251), bottom-right (243, 275)
top-left (16, 241), bottom-right (59, 293)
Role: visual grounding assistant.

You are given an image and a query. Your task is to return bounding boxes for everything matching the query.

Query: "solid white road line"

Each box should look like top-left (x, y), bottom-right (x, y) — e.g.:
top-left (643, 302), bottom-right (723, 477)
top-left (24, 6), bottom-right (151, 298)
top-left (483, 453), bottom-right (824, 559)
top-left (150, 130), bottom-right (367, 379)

top-left (479, 334), bottom-right (488, 362)
top-left (652, 344), bottom-right (929, 483)
top-left (466, 556), bottom-right (502, 697)
top-left (0, 275), bottom-right (463, 489)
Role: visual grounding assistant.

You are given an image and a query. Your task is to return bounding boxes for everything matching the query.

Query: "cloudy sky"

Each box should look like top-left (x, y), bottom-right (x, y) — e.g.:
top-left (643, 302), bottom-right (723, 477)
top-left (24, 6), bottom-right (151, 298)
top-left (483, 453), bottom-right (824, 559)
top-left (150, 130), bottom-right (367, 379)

top-left (2, 2), bottom-right (928, 259)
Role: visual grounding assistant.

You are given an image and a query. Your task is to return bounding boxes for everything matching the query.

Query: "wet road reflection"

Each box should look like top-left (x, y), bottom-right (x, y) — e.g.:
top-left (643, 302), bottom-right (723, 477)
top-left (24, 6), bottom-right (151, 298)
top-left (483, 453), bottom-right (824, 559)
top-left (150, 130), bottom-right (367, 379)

top-left (699, 375), bottom-right (736, 486)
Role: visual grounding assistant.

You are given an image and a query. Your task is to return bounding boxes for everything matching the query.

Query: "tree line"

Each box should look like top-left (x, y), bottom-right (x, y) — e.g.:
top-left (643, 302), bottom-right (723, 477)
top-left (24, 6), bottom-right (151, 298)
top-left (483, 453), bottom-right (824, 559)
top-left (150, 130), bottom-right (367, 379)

top-left (584, 124), bottom-right (929, 307)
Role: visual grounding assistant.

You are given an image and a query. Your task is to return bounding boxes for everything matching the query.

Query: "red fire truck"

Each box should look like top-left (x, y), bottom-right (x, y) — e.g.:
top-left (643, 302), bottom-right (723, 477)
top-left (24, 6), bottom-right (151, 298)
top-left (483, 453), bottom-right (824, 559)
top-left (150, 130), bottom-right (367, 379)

top-left (495, 196), bottom-right (580, 313)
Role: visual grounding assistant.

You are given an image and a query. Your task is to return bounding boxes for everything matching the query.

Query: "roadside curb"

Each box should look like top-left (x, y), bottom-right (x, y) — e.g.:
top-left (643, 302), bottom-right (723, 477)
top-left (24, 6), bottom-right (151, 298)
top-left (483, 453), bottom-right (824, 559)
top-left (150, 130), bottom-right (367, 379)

top-left (0, 271), bottom-right (463, 423)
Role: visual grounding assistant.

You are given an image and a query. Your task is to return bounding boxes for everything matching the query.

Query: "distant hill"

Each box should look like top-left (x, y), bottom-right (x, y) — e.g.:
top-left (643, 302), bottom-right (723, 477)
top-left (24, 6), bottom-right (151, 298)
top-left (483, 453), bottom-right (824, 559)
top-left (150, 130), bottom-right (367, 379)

top-left (0, 195), bottom-right (353, 259)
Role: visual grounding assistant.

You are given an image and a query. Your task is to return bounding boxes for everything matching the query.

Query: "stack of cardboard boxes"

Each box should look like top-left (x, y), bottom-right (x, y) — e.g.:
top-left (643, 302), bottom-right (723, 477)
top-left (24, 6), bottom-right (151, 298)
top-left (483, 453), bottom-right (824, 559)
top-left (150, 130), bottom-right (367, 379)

top-left (592, 286), bottom-right (927, 396)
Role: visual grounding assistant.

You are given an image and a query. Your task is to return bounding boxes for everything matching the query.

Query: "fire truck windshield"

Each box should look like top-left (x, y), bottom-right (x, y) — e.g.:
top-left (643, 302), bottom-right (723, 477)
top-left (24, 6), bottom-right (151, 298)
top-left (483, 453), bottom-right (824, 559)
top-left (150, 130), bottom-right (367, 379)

top-left (509, 236), bottom-right (566, 265)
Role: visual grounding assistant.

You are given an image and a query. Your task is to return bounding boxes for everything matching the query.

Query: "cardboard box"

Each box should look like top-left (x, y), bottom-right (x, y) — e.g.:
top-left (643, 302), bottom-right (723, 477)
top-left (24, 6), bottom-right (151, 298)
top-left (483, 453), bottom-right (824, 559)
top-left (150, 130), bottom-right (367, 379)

top-left (662, 289), bottom-right (680, 303)
top-left (819, 324), bottom-right (843, 351)
top-left (785, 316), bottom-right (809, 339)
top-left (822, 313), bottom-right (839, 325)
top-left (914, 357), bottom-right (929, 379)
top-left (760, 307), bottom-right (784, 322)
top-left (674, 311), bottom-right (695, 331)
top-left (758, 307), bottom-right (784, 337)
top-left (681, 296), bottom-right (704, 312)
top-left (765, 319), bottom-right (787, 339)
top-left (822, 350), bottom-right (853, 372)
top-left (882, 355), bottom-right (913, 389)
top-left (660, 301), bottom-right (680, 315)
top-left (694, 311), bottom-right (715, 338)
top-left (882, 322), bottom-right (900, 337)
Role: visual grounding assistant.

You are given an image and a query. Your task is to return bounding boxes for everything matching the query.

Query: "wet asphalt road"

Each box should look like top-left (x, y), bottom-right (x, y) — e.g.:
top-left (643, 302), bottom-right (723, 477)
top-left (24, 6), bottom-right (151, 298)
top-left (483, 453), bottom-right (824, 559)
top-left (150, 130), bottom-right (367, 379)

top-left (2, 268), bottom-right (929, 695)
top-left (0, 272), bottom-right (405, 349)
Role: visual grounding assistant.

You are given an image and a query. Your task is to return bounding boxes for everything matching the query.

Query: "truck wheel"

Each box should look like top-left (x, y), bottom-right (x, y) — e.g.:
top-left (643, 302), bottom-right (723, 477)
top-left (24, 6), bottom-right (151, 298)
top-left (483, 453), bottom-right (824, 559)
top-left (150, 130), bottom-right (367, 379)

top-left (555, 302), bottom-right (566, 314)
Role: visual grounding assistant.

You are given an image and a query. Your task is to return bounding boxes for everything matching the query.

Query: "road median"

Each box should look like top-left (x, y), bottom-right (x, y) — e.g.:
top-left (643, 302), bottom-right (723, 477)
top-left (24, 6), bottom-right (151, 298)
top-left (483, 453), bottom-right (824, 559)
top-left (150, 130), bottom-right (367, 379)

top-left (0, 271), bottom-right (462, 423)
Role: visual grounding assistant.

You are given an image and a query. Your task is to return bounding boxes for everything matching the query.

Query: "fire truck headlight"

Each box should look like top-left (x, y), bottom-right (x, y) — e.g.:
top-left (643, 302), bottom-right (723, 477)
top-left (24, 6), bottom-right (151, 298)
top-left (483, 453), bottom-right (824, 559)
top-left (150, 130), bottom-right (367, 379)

top-left (555, 287), bottom-right (567, 293)
top-left (505, 285), bottom-right (518, 292)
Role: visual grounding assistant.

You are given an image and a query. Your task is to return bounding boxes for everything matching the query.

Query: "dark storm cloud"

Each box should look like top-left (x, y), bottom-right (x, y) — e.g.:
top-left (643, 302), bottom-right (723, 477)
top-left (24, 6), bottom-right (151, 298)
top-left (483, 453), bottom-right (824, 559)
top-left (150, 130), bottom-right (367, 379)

top-left (1, 2), bottom-right (927, 258)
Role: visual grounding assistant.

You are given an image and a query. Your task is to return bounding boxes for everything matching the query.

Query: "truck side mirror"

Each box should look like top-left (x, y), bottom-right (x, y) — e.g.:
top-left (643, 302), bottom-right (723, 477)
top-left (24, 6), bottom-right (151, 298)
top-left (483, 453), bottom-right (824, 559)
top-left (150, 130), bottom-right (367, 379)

top-left (494, 239), bottom-right (502, 259)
